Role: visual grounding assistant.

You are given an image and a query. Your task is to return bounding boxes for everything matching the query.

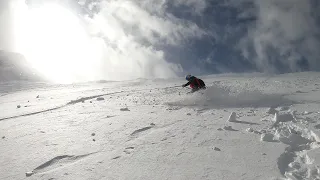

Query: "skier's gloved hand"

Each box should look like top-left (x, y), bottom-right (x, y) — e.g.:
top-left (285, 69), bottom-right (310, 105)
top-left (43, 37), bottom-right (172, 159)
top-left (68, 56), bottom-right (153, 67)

top-left (182, 84), bottom-right (186, 87)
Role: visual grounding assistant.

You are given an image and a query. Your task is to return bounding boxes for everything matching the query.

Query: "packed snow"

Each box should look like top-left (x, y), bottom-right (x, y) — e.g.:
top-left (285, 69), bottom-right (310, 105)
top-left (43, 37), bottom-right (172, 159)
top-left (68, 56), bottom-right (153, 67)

top-left (1, 72), bottom-right (320, 180)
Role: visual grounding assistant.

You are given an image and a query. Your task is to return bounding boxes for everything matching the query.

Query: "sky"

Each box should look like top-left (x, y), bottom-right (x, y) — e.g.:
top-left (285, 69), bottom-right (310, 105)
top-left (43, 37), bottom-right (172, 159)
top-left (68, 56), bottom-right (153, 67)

top-left (0, 0), bottom-right (319, 82)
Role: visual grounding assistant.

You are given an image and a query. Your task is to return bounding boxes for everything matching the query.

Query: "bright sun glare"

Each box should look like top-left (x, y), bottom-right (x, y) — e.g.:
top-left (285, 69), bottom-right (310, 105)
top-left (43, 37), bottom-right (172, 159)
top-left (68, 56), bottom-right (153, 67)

top-left (13, 3), bottom-right (101, 83)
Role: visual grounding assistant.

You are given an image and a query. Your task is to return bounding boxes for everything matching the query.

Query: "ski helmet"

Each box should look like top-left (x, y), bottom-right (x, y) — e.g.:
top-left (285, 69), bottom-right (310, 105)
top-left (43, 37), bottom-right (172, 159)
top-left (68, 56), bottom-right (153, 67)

top-left (186, 74), bottom-right (192, 81)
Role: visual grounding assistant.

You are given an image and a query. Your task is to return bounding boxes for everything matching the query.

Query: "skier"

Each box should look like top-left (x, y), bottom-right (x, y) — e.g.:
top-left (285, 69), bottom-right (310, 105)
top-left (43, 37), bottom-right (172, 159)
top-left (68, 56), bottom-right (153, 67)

top-left (182, 74), bottom-right (206, 93)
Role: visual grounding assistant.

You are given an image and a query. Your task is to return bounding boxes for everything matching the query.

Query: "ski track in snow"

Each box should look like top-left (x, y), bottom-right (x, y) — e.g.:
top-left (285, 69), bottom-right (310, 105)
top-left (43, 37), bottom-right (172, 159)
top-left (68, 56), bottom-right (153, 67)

top-left (26, 152), bottom-right (98, 177)
top-left (258, 110), bottom-right (320, 179)
top-left (0, 85), bottom-right (178, 121)
top-left (0, 106), bottom-right (63, 121)
top-left (0, 91), bottom-right (124, 121)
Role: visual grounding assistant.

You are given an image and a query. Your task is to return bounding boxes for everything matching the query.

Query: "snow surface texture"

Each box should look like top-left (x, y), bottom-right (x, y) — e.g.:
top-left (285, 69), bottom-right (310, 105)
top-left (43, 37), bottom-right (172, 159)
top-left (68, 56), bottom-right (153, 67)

top-left (1, 72), bottom-right (320, 180)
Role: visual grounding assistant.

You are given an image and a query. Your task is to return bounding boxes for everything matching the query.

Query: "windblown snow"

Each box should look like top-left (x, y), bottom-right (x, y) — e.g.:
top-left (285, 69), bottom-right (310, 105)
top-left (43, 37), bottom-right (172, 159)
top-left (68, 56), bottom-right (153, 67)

top-left (1, 72), bottom-right (320, 180)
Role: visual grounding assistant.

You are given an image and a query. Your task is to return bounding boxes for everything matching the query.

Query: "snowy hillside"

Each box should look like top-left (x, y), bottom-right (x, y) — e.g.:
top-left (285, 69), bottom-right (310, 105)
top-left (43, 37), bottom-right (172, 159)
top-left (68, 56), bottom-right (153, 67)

top-left (0, 50), bottom-right (43, 82)
top-left (1, 72), bottom-right (320, 180)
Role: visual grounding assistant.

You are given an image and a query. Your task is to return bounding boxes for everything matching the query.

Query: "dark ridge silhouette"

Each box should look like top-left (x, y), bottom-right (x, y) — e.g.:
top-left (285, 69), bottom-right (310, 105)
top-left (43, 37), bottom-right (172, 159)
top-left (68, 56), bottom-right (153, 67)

top-left (0, 50), bottom-right (44, 82)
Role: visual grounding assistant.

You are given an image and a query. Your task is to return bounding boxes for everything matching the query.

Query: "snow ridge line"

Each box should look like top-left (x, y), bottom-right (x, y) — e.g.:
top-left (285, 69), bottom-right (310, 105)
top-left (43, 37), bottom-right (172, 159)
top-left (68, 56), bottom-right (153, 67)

top-left (0, 91), bottom-right (124, 121)
top-left (0, 106), bottom-right (63, 121)
top-left (66, 91), bottom-right (123, 105)
top-left (0, 85), bottom-right (181, 122)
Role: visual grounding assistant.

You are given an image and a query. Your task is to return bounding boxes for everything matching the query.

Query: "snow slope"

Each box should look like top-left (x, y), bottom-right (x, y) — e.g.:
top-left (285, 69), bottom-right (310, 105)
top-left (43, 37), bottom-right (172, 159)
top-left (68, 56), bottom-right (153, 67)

top-left (1, 72), bottom-right (320, 180)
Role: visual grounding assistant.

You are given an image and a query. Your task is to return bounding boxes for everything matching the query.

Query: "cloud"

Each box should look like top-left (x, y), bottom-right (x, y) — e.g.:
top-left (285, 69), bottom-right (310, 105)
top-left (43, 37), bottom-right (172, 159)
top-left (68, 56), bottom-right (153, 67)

top-left (235, 0), bottom-right (320, 72)
top-left (2, 0), bottom-right (207, 82)
top-left (83, 0), bottom-right (320, 75)
top-left (170, 0), bottom-right (207, 15)
top-left (83, 0), bottom-right (205, 80)
top-left (0, 1), bottom-right (14, 51)
top-left (6, 0), bottom-right (320, 83)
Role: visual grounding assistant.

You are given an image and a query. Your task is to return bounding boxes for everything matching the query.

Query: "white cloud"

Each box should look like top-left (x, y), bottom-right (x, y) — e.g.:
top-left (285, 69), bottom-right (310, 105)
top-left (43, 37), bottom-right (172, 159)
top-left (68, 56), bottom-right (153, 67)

top-left (136, 0), bottom-right (207, 16)
top-left (1, 0), bottom-right (205, 82)
top-left (83, 0), bottom-right (204, 80)
top-left (4, 0), bottom-right (319, 82)
top-left (237, 0), bottom-right (320, 72)
top-left (90, 0), bottom-right (320, 75)
top-left (172, 0), bottom-right (207, 15)
top-left (0, 1), bottom-right (14, 51)
top-left (92, 0), bottom-right (205, 45)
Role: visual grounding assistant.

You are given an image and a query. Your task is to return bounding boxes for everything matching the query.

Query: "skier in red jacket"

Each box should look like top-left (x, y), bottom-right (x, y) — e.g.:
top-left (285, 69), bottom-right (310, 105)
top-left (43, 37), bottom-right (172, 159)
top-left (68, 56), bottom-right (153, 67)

top-left (182, 74), bottom-right (206, 92)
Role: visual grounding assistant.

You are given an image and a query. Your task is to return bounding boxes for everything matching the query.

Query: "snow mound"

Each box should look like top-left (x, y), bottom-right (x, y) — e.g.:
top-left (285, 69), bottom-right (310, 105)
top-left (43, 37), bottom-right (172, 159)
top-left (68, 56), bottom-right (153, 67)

top-left (96, 97), bottom-right (105, 101)
top-left (246, 127), bottom-right (254, 133)
top-left (273, 111), bottom-right (296, 126)
top-left (265, 117), bottom-right (320, 179)
top-left (120, 107), bottom-right (130, 111)
top-left (227, 112), bottom-right (237, 122)
top-left (223, 125), bottom-right (237, 131)
top-left (267, 107), bottom-right (278, 115)
top-left (274, 125), bottom-right (319, 147)
top-left (260, 133), bottom-right (276, 142)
